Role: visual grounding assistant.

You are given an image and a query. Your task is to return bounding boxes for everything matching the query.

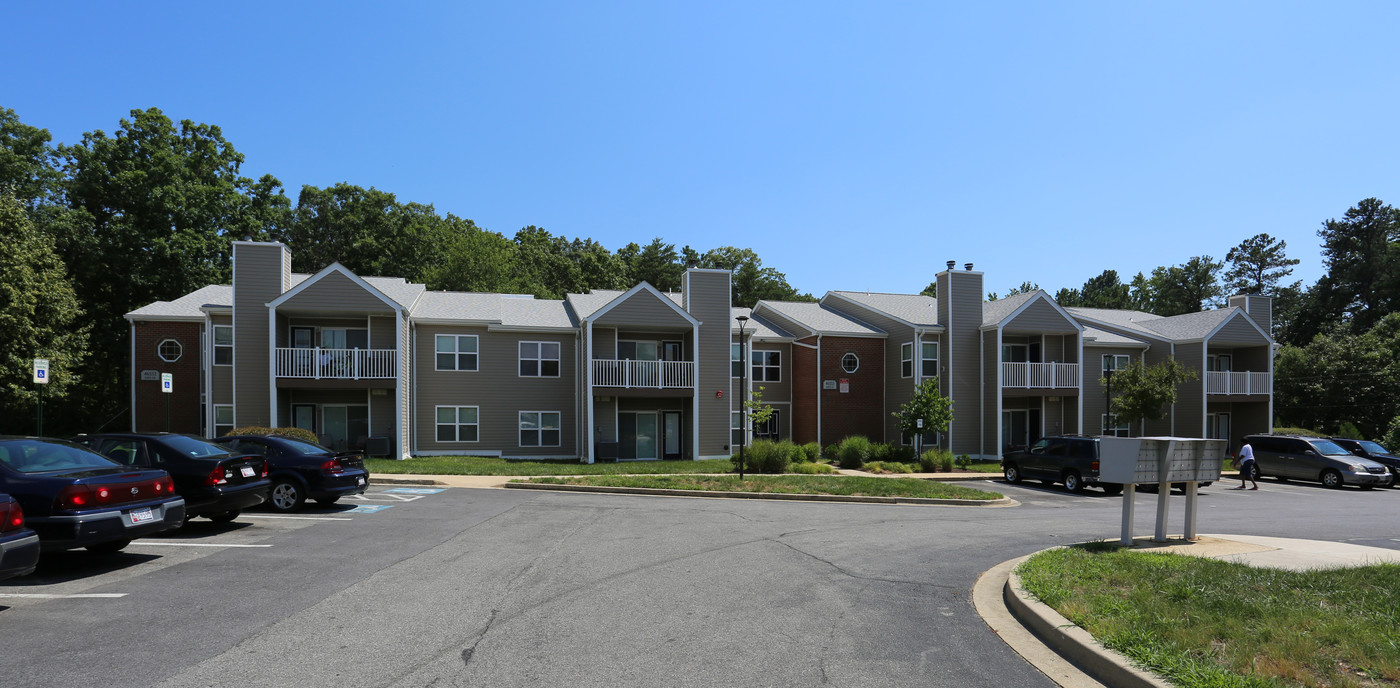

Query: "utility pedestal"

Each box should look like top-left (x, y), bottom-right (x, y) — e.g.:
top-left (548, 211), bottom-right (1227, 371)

top-left (1100, 437), bottom-right (1224, 545)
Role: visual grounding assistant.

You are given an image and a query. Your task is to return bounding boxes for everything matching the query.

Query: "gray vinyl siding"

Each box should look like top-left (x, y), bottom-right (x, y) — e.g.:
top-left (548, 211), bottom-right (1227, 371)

top-left (684, 270), bottom-right (732, 458)
top-left (1041, 334), bottom-right (1077, 363)
top-left (210, 313), bottom-right (233, 405)
top-left (1003, 298), bottom-right (1077, 333)
top-left (750, 342), bottom-right (792, 403)
top-left (1043, 396), bottom-right (1071, 436)
top-left (1213, 344), bottom-right (1269, 372)
top-left (594, 396), bottom-right (617, 442)
top-left (281, 271), bottom-right (395, 312)
top-left (1141, 345), bottom-right (1173, 436)
top-left (233, 243), bottom-right (286, 427)
top-left (373, 316), bottom-right (395, 349)
top-left (1209, 314), bottom-right (1269, 346)
top-left (370, 389), bottom-right (395, 439)
top-left (414, 325), bottom-right (577, 455)
top-left (822, 295), bottom-right (915, 445)
top-left (983, 330), bottom-right (997, 456)
top-left (1084, 346), bottom-right (1140, 435)
top-left (595, 290), bottom-right (692, 328)
top-left (940, 270), bottom-right (983, 456)
top-left (1173, 342), bottom-right (1205, 437)
top-left (593, 328), bottom-right (618, 359)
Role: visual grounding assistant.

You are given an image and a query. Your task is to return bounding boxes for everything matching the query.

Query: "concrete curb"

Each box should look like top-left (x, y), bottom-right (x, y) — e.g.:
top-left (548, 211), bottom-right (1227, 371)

top-left (1002, 556), bottom-right (1171, 688)
top-left (370, 476), bottom-right (447, 486)
top-left (503, 481), bottom-right (1018, 506)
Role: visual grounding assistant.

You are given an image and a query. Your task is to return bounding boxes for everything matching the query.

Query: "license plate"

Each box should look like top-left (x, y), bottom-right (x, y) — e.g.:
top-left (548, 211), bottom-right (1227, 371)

top-left (357, 476), bottom-right (366, 486)
top-left (130, 507), bottom-right (155, 524)
top-left (240, 465), bottom-right (255, 478)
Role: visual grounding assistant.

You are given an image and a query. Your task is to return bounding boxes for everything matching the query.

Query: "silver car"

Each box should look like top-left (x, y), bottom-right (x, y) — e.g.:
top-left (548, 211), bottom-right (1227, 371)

top-left (1244, 434), bottom-right (1393, 489)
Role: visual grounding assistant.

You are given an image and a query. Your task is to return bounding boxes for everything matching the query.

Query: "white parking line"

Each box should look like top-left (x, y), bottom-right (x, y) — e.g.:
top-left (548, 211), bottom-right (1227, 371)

top-left (343, 493), bottom-right (424, 502)
top-left (130, 542), bottom-right (273, 548)
top-left (0, 593), bottom-right (127, 599)
top-left (239, 514), bottom-right (354, 521)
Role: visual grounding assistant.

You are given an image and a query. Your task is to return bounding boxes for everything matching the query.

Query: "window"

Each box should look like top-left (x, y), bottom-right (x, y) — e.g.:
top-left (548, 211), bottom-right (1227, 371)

top-left (1002, 344), bottom-right (1028, 362)
top-left (213, 405), bottom-right (234, 437)
top-left (1101, 414), bottom-right (1129, 437)
top-left (1207, 354), bottom-right (1232, 372)
top-left (751, 350), bottom-right (781, 382)
top-left (754, 410), bottom-right (781, 440)
top-left (901, 343), bottom-right (913, 378)
top-left (158, 339), bottom-right (182, 363)
top-left (213, 326), bottom-right (232, 366)
top-left (731, 411), bottom-right (744, 447)
top-left (618, 341), bottom-right (658, 360)
top-left (1102, 354), bottom-right (1130, 373)
top-left (436, 335), bottom-right (479, 371)
top-left (731, 343), bottom-right (743, 378)
top-left (519, 411), bottom-right (561, 447)
top-left (519, 342), bottom-right (561, 377)
top-left (920, 342), bottom-right (939, 378)
top-left (841, 353), bottom-right (859, 374)
top-left (436, 406), bottom-right (479, 442)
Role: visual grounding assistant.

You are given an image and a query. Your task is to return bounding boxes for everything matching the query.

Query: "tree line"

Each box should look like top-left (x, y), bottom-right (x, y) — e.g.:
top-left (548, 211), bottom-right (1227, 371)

top-left (0, 106), bottom-right (812, 436)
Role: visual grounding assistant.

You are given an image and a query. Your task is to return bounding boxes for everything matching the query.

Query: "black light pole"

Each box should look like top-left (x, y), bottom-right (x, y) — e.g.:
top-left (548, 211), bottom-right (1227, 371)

top-left (1104, 365), bottom-right (1114, 435)
top-left (736, 315), bottom-right (749, 480)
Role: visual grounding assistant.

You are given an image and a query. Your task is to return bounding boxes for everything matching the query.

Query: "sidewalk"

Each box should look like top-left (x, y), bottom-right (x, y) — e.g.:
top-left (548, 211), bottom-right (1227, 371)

top-left (371, 469), bottom-right (1014, 488)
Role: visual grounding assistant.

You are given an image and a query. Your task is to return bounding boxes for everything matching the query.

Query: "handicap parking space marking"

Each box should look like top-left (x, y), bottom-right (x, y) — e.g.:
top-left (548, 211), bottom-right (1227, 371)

top-left (0, 593), bottom-right (128, 599)
top-left (344, 493), bottom-right (425, 502)
top-left (382, 487), bottom-right (446, 495)
top-left (241, 514), bottom-right (355, 521)
top-left (129, 542), bottom-right (273, 548)
top-left (345, 504), bottom-right (394, 514)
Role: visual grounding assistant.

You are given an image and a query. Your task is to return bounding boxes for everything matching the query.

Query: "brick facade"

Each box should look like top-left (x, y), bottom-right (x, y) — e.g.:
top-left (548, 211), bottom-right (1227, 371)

top-left (792, 338), bottom-right (818, 444)
top-left (818, 336), bottom-right (885, 445)
top-left (132, 322), bottom-right (203, 433)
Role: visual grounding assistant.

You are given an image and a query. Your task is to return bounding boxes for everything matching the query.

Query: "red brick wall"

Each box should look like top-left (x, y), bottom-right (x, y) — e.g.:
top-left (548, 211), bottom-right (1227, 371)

top-left (132, 321), bottom-right (203, 433)
top-left (792, 337), bottom-right (818, 444)
top-left (819, 337), bottom-right (885, 445)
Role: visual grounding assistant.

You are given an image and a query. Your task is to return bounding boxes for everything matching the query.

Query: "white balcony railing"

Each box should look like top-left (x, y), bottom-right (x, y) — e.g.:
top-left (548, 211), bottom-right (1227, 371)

top-left (1207, 370), bottom-right (1271, 395)
top-left (275, 347), bottom-right (398, 380)
top-left (1001, 362), bottom-right (1079, 389)
top-left (592, 359), bottom-right (695, 389)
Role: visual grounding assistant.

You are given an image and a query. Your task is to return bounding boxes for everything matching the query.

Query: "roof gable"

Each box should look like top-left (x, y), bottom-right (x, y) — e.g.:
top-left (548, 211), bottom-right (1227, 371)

top-left (268, 263), bottom-right (403, 313)
top-left (587, 282), bottom-right (699, 328)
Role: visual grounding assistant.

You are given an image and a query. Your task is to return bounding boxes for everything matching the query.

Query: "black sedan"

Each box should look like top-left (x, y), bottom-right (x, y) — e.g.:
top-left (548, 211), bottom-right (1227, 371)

top-left (1331, 438), bottom-right (1400, 486)
top-left (214, 435), bottom-right (369, 512)
top-left (1, 493), bottom-right (40, 579)
top-left (73, 433), bottom-right (270, 523)
top-left (0, 437), bottom-right (185, 553)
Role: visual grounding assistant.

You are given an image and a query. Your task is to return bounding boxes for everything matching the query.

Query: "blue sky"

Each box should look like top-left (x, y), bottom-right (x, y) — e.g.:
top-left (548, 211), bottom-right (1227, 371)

top-left (4, 2), bottom-right (1397, 298)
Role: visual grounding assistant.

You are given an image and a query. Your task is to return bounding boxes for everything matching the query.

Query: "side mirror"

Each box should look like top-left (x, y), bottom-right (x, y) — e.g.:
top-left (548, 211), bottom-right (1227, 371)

top-left (1304, 450), bottom-right (1316, 456)
top-left (1030, 447), bottom-right (1043, 455)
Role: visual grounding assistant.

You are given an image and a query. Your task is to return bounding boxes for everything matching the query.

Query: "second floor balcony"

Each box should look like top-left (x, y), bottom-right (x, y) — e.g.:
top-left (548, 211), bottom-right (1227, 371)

top-left (1002, 362), bottom-right (1079, 389)
top-left (1207, 370), bottom-right (1271, 395)
top-left (276, 347), bottom-right (398, 380)
top-left (592, 359), bottom-right (694, 389)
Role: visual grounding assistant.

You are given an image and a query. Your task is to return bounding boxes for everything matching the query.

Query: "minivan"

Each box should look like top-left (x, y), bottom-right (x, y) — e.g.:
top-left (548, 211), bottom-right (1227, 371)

top-left (1242, 434), bottom-right (1393, 489)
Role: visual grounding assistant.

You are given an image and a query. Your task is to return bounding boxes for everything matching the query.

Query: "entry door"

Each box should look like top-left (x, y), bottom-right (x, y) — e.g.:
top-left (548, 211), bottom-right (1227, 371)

top-left (662, 411), bottom-right (683, 460)
top-left (1028, 408), bottom-right (1043, 445)
top-left (1002, 410), bottom-right (1028, 452)
top-left (1208, 413), bottom-right (1231, 442)
top-left (618, 412), bottom-right (660, 460)
top-left (323, 406), bottom-right (347, 450)
top-left (662, 342), bottom-right (683, 361)
top-left (292, 404), bottom-right (316, 433)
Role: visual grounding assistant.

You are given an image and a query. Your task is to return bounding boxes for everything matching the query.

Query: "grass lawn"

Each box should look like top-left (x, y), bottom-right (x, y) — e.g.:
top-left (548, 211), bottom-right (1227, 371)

top-left (516, 474), bottom-right (1004, 500)
top-left (1017, 544), bottom-right (1400, 687)
top-left (365, 456), bottom-right (734, 476)
top-left (961, 460), bottom-right (1003, 474)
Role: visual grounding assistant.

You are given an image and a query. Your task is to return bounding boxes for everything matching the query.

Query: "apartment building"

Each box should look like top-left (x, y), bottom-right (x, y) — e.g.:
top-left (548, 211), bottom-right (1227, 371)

top-left (127, 243), bottom-right (1273, 460)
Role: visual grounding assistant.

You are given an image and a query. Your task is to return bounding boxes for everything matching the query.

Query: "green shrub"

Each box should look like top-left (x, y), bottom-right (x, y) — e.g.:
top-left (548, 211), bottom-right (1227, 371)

top-left (801, 442), bottom-right (822, 461)
top-left (956, 454), bottom-right (971, 469)
top-left (228, 425), bottom-right (320, 444)
top-left (732, 439), bottom-right (792, 474)
top-left (1271, 426), bottom-right (1324, 437)
top-left (835, 436), bottom-right (873, 469)
top-left (919, 448), bottom-right (955, 472)
top-left (791, 461), bottom-right (835, 474)
top-left (865, 461), bottom-right (914, 474)
top-left (772, 440), bottom-right (807, 465)
top-left (1384, 416), bottom-right (1400, 450)
top-left (1335, 422), bottom-right (1364, 440)
top-left (887, 445), bottom-right (916, 462)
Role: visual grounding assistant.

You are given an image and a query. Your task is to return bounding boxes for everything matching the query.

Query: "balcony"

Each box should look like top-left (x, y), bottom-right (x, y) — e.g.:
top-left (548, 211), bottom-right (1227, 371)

top-left (1002, 362), bottom-right (1079, 389)
top-left (1207, 371), bottom-right (1271, 395)
top-left (275, 347), bottom-right (398, 380)
top-left (593, 359), bottom-right (694, 389)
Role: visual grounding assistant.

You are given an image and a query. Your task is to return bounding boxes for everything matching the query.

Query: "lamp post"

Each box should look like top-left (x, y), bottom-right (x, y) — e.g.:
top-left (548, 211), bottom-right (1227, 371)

top-left (1104, 365), bottom-right (1114, 436)
top-left (735, 315), bottom-right (749, 480)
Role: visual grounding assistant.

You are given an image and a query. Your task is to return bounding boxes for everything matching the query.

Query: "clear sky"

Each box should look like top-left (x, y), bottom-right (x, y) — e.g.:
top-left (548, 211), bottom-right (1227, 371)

top-left (4, 2), bottom-right (1397, 299)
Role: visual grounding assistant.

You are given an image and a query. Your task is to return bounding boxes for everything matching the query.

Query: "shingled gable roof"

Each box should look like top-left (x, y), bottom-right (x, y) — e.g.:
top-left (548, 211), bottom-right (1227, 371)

top-left (267, 262), bottom-right (408, 312)
top-left (753, 301), bottom-right (884, 338)
top-left (567, 282), bottom-right (699, 327)
top-left (732, 307), bottom-right (794, 340)
top-left (1065, 307), bottom-right (1174, 342)
top-left (980, 290), bottom-right (1081, 333)
top-left (125, 284), bottom-right (233, 321)
top-left (1082, 326), bottom-right (1150, 347)
top-left (823, 291), bottom-right (941, 328)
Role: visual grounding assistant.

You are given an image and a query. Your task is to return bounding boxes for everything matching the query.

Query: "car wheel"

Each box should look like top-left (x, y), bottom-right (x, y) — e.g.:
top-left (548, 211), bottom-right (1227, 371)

top-left (1100, 484), bottom-right (1123, 495)
top-left (269, 480), bottom-right (305, 512)
top-left (1063, 471), bottom-right (1084, 493)
top-left (209, 510), bottom-right (240, 523)
top-left (314, 497), bottom-right (341, 506)
top-left (87, 539), bottom-right (131, 554)
top-left (1003, 464), bottom-right (1022, 484)
top-left (1320, 469), bottom-right (1343, 489)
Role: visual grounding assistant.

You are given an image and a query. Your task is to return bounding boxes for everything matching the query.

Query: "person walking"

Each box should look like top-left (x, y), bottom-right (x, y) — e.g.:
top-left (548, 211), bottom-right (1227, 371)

top-left (1234, 441), bottom-right (1259, 490)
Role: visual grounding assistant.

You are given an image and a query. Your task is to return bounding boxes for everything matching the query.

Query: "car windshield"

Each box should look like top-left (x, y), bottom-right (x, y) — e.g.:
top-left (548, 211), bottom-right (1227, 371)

top-left (1309, 440), bottom-right (1353, 456)
top-left (274, 438), bottom-right (334, 456)
top-left (0, 439), bottom-right (119, 473)
top-left (162, 435), bottom-right (231, 458)
top-left (1358, 441), bottom-right (1389, 454)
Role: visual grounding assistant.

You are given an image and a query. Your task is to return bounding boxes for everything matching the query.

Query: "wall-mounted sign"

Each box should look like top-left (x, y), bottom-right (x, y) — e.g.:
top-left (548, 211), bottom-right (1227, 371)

top-left (838, 378), bottom-right (850, 393)
top-left (161, 373), bottom-right (173, 394)
top-left (141, 369), bottom-right (161, 381)
top-left (822, 380), bottom-right (837, 390)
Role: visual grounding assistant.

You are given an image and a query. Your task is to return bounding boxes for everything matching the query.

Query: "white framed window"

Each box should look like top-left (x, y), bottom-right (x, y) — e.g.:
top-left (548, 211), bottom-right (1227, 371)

top-left (731, 411), bottom-right (744, 447)
top-left (1101, 414), bottom-right (1130, 437)
top-left (213, 326), bottom-right (232, 366)
top-left (519, 411), bottom-right (561, 447)
top-left (731, 343), bottom-right (743, 378)
top-left (618, 340), bottom-right (658, 361)
top-left (213, 405), bottom-right (234, 437)
top-left (1102, 354), bottom-right (1130, 373)
top-left (840, 353), bottom-right (859, 374)
top-left (436, 406), bottom-right (479, 442)
top-left (1207, 354), bottom-right (1232, 372)
top-left (519, 341), bottom-right (561, 377)
top-left (920, 342), bottom-right (939, 378)
top-left (751, 350), bottom-right (781, 382)
top-left (158, 339), bottom-right (182, 363)
top-left (436, 335), bottom-right (479, 371)
top-left (901, 342), bottom-right (913, 378)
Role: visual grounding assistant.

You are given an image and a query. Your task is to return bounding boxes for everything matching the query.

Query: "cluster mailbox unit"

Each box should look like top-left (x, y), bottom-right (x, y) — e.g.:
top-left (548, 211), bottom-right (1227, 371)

top-left (1099, 436), bottom-right (1227, 545)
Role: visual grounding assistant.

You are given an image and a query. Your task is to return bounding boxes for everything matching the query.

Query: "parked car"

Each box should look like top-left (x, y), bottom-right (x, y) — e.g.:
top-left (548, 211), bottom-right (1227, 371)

top-left (212, 435), bottom-right (368, 512)
top-left (1328, 438), bottom-right (1400, 486)
top-left (1001, 436), bottom-right (1123, 494)
top-left (1242, 434), bottom-right (1393, 489)
top-left (0, 492), bottom-right (40, 579)
top-left (0, 437), bottom-right (185, 553)
top-left (72, 433), bottom-right (270, 522)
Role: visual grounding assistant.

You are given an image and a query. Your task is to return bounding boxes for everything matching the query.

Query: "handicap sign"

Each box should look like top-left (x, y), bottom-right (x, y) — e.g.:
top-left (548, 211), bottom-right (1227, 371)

top-left (33, 359), bottom-right (49, 384)
top-left (161, 373), bottom-right (173, 393)
top-left (345, 504), bottom-right (394, 514)
top-left (383, 487), bottom-right (446, 495)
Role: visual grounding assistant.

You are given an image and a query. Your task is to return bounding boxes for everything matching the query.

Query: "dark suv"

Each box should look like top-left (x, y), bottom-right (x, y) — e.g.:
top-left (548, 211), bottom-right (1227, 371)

top-left (1001, 436), bottom-right (1122, 494)
top-left (1243, 434), bottom-right (1392, 489)
top-left (1328, 438), bottom-right (1400, 486)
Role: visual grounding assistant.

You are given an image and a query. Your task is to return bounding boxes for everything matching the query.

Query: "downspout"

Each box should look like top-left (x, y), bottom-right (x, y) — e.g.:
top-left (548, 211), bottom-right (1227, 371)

top-left (690, 320), bottom-right (699, 461)
top-left (267, 307), bottom-right (277, 427)
top-left (576, 329), bottom-right (582, 461)
top-left (1076, 329), bottom-right (1084, 435)
top-left (585, 319), bottom-right (595, 464)
top-left (204, 312), bottom-right (213, 437)
top-left (130, 321), bottom-right (137, 431)
top-left (411, 322), bottom-right (418, 457)
top-left (978, 327), bottom-right (984, 459)
top-left (1169, 343), bottom-right (1176, 434)
top-left (815, 333), bottom-right (823, 449)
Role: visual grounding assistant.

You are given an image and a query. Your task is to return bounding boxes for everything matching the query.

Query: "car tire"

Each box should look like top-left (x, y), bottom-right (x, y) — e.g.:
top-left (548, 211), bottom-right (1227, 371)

top-left (1100, 484), bottom-right (1123, 495)
top-left (209, 510), bottom-right (240, 523)
top-left (1320, 469), bottom-right (1343, 489)
top-left (87, 539), bottom-right (131, 554)
top-left (315, 497), bottom-right (341, 506)
top-left (269, 480), bottom-right (306, 513)
top-left (1003, 464), bottom-right (1022, 484)
top-left (1063, 471), bottom-right (1084, 493)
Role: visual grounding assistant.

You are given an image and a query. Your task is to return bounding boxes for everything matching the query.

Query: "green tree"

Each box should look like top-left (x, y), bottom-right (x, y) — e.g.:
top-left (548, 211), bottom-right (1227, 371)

top-left (0, 195), bottom-right (89, 434)
top-left (286, 183), bottom-right (450, 282)
top-left (424, 216), bottom-right (520, 292)
top-left (0, 107), bottom-right (62, 209)
top-left (1273, 313), bottom-right (1400, 438)
top-left (1079, 270), bottom-right (1131, 309)
top-left (1104, 359), bottom-right (1198, 431)
top-left (1223, 233), bottom-right (1300, 295)
top-left (1146, 256), bottom-right (1224, 316)
top-left (919, 282), bottom-right (937, 298)
top-left (625, 238), bottom-right (683, 292)
top-left (1314, 198), bottom-right (1400, 331)
top-left (892, 378), bottom-right (954, 444)
top-left (1127, 272), bottom-right (1153, 311)
top-left (1053, 287), bottom-right (1082, 307)
top-left (698, 246), bottom-right (812, 307)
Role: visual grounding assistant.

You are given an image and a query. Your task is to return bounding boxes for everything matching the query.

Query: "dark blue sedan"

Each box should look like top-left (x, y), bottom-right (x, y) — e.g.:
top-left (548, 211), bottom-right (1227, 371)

top-left (0, 437), bottom-right (185, 553)
top-left (213, 435), bottom-right (369, 512)
top-left (1, 493), bottom-right (40, 579)
top-left (73, 434), bottom-right (270, 523)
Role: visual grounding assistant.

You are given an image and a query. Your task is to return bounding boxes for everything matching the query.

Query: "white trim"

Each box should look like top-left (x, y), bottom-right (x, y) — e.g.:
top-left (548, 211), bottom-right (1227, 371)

top-left (123, 314), bottom-right (205, 323)
top-left (204, 314), bottom-right (214, 437)
top-left (212, 324), bottom-right (233, 367)
top-left (815, 334), bottom-right (823, 448)
top-left (995, 328), bottom-right (1003, 457)
top-left (129, 322), bottom-right (137, 431)
top-left (992, 292), bottom-right (1085, 335)
top-left (751, 348), bottom-right (782, 383)
top-left (1202, 309), bottom-right (1273, 345)
top-left (265, 262), bottom-right (403, 313)
top-left (433, 333), bottom-right (480, 372)
top-left (900, 341), bottom-right (913, 378)
top-left (691, 318), bottom-right (699, 462)
top-left (518, 410), bottom-right (563, 448)
top-left (1065, 313), bottom-right (1173, 343)
top-left (840, 352), bottom-right (860, 374)
top-left (1076, 333), bottom-right (1085, 434)
top-left (517, 340), bottom-right (563, 378)
top-left (588, 282), bottom-right (701, 327)
top-left (156, 338), bottom-right (183, 363)
top-left (433, 405), bottom-right (480, 443)
top-left (586, 320), bottom-right (595, 463)
top-left (397, 308), bottom-right (408, 459)
top-left (920, 340), bottom-right (940, 380)
top-left (213, 404), bottom-right (235, 437)
top-left (267, 308), bottom-right (277, 427)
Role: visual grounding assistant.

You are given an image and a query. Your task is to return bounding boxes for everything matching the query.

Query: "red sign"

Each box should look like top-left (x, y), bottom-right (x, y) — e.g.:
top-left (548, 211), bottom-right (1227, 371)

top-left (716, 390), bottom-right (724, 398)
top-left (838, 378), bottom-right (850, 393)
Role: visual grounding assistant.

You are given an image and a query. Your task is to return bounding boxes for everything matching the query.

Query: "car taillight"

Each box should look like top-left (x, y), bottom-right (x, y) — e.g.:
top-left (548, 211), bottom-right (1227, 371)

top-left (261, 459), bottom-right (268, 478)
top-left (1091, 460), bottom-right (1100, 472)
top-left (206, 465), bottom-right (229, 486)
top-left (56, 484), bottom-right (94, 510)
top-left (95, 486), bottom-right (113, 503)
top-left (320, 459), bottom-right (344, 475)
top-left (0, 502), bottom-right (23, 532)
